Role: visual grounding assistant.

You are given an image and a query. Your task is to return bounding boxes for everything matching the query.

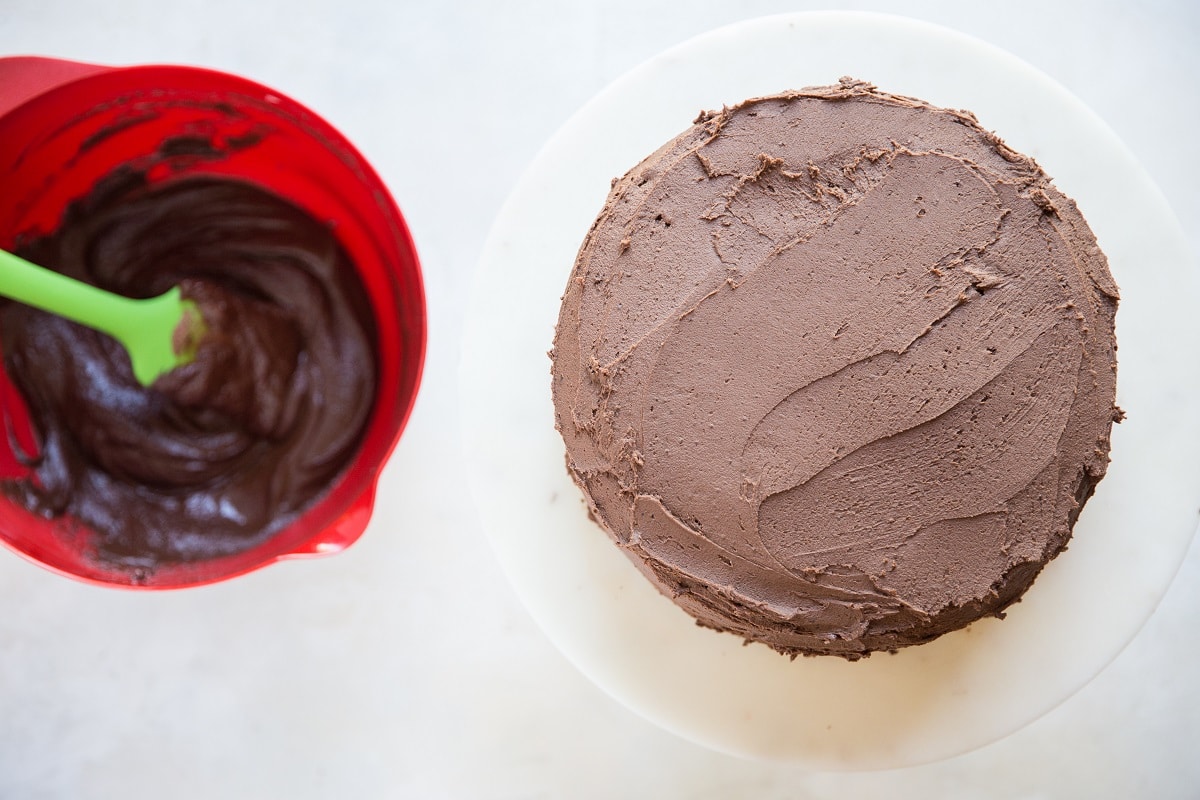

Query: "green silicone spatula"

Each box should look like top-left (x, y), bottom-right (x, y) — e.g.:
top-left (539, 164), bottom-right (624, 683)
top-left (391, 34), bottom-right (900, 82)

top-left (0, 247), bottom-right (205, 386)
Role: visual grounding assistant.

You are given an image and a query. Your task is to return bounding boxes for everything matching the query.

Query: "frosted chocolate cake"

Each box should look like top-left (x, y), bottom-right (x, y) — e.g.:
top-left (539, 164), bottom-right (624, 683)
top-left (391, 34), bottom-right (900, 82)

top-left (551, 78), bottom-right (1120, 659)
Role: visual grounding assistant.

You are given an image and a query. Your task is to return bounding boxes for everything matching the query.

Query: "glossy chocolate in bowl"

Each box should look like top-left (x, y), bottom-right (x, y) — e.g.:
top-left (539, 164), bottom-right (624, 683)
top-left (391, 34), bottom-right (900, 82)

top-left (2, 175), bottom-right (376, 568)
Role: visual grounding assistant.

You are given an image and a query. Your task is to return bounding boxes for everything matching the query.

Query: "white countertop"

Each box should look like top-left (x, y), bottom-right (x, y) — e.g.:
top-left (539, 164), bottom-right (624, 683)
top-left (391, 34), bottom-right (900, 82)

top-left (1, 2), bottom-right (1196, 798)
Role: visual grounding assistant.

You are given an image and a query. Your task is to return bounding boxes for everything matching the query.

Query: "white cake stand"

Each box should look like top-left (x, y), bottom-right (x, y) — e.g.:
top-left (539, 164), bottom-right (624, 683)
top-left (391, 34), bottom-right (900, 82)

top-left (460, 11), bottom-right (1200, 769)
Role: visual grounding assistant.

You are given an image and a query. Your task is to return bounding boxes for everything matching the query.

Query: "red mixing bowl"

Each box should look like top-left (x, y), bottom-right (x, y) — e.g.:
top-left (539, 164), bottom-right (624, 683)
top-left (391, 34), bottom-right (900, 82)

top-left (0, 57), bottom-right (426, 588)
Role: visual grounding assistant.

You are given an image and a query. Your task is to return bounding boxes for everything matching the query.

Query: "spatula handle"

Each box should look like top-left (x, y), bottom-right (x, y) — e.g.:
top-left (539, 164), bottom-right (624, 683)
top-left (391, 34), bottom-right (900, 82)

top-left (0, 248), bottom-right (148, 337)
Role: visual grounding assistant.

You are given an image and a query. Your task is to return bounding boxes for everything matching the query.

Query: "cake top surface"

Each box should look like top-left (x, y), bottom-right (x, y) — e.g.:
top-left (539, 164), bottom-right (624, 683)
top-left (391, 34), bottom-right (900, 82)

top-left (552, 78), bottom-right (1118, 658)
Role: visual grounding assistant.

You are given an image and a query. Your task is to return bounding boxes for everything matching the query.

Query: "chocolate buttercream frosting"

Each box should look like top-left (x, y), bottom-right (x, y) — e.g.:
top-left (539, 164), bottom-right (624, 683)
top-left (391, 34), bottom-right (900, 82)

top-left (1, 175), bottom-right (376, 570)
top-left (551, 79), bottom-right (1120, 659)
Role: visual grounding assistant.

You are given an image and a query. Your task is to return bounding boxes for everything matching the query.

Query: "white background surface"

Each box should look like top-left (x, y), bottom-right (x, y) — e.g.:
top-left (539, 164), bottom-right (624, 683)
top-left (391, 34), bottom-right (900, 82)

top-left (0, 1), bottom-right (1196, 798)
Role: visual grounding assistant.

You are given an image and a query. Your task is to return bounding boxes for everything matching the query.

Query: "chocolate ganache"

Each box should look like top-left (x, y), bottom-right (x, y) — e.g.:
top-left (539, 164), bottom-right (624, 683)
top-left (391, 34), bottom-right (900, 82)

top-left (1, 175), bottom-right (376, 569)
top-left (551, 79), bottom-right (1120, 659)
